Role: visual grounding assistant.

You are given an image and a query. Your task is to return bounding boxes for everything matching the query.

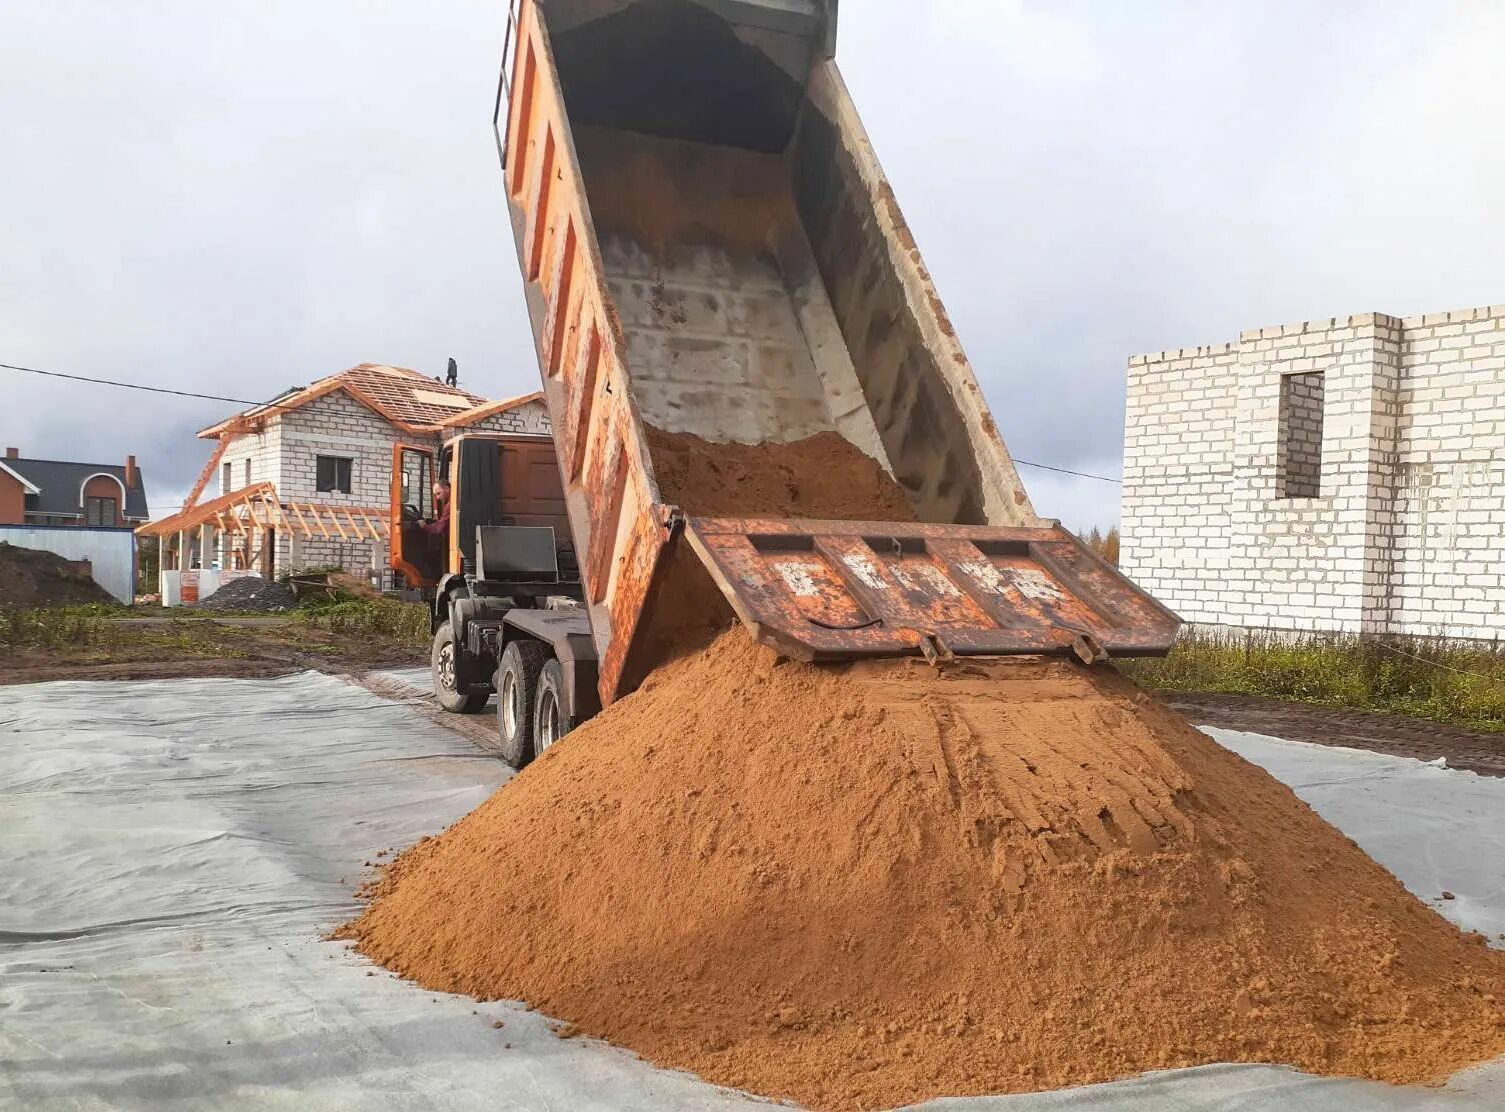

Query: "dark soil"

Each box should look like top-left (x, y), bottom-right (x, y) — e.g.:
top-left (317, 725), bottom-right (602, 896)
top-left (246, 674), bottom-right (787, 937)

top-left (0, 657), bottom-right (299, 685)
top-left (0, 619), bottom-right (424, 686)
top-left (0, 542), bottom-right (116, 608)
top-left (1167, 691), bottom-right (1505, 778)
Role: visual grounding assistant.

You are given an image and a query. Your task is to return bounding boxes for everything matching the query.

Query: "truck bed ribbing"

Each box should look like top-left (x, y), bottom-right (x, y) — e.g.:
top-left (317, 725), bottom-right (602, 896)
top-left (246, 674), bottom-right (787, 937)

top-left (498, 0), bottom-right (1178, 705)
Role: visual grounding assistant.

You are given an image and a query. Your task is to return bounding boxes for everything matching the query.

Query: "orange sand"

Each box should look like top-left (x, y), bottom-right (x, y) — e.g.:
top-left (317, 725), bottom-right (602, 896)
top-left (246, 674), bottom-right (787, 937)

top-left (342, 631), bottom-right (1505, 1110)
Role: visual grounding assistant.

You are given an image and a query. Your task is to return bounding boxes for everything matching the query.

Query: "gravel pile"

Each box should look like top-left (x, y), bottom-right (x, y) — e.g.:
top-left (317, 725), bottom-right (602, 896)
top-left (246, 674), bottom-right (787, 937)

top-left (196, 576), bottom-right (297, 612)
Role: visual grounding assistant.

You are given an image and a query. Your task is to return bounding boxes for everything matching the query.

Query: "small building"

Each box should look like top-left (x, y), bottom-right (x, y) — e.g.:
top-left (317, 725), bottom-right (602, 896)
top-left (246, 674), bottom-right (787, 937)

top-left (0, 448), bottom-right (149, 603)
top-left (1121, 303), bottom-right (1505, 640)
top-left (140, 364), bottom-right (550, 603)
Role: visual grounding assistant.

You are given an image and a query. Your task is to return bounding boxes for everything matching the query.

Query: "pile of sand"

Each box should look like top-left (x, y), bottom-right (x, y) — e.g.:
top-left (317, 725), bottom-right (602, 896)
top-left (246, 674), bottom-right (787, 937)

top-left (0, 542), bottom-right (115, 609)
top-left (341, 631), bottom-right (1505, 1110)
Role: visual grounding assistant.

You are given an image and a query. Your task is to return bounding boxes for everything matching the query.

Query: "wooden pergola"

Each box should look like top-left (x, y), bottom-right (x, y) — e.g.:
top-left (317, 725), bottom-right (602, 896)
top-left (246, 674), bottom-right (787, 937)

top-left (138, 483), bottom-right (391, 577)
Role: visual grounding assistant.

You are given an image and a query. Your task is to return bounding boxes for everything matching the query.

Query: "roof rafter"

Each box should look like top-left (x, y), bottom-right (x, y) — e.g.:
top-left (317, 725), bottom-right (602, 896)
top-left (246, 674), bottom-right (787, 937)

top-left (139, 483), bottom-right (389, 543)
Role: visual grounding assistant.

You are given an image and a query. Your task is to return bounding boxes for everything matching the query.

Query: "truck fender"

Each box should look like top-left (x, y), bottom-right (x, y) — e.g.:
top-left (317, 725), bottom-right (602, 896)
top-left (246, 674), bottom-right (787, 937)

top-left (502, 610), bottom-right (601, 722)
top-left (433, 573), bottom-right (470, 635)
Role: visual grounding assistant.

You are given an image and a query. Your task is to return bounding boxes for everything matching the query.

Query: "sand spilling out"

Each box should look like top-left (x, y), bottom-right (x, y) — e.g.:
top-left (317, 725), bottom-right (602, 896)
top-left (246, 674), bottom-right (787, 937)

top-left (341, 434), bottom-right (1505, 1110)
top-left (342, 635), bottom-right (1505, 1108)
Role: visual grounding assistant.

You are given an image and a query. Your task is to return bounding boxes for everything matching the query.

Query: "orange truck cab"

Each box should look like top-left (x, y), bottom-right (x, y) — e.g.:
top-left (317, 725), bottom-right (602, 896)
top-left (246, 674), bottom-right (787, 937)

top-left (390, 432), bottom-right (598, 768)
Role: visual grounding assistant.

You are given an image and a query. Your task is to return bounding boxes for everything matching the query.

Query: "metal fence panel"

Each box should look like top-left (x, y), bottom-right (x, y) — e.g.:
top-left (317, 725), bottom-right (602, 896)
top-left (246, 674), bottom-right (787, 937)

top-left (0, 525), bottom-right (137, 604)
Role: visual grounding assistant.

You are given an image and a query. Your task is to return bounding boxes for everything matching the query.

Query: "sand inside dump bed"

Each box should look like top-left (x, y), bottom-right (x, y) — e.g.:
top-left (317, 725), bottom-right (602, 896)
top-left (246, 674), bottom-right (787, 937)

top-left (645, 427), bottom-right (917, 521)
top-left (341, 631), bottom-right (1505, 1110)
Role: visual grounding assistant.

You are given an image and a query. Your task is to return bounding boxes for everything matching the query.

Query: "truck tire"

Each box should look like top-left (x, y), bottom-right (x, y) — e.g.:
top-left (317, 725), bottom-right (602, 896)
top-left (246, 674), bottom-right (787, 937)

top-left (431, 621), bottom-right (488, 714)
top-left (533, 659), bottom-right (575, 756)
top-left (495, 639), bottom-right (550, 769)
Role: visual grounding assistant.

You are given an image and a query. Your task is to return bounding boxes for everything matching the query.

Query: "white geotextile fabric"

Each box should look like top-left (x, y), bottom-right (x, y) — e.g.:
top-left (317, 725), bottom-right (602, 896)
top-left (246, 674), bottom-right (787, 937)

top-left (1, 673), bottom-right (1501, 1111)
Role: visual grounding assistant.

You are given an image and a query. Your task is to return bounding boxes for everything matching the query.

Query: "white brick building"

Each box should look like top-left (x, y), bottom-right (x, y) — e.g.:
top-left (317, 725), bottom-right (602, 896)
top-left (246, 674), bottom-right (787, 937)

top-left (1122, 304), bottom-right (1505, 640)
top-left (144, 364), bottom-right (550, 595)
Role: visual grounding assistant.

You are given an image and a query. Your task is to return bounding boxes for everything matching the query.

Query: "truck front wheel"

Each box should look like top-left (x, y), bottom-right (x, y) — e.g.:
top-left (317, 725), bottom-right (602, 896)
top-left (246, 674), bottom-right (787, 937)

top-left (495, 639), bottom-right (549, 769)
top-left (533, 659), bottom-right (575, 755)
top-left (431, 621), bottom-right (488, 714)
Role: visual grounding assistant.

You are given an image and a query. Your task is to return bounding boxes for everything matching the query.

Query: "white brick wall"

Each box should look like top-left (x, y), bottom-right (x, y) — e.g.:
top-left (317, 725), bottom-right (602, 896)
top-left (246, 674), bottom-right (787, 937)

top-left (214, 393), bottom-right (554, 579)
top-left (465, 399), bottom-right (550, 437)
top-left (1123, 305), bottom-right (1504, 640)
top-left (220, 423), bottom-right (283, 495)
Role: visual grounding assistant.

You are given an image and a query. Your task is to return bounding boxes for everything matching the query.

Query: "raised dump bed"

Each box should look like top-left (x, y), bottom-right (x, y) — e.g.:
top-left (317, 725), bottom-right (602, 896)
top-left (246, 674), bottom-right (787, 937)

top-left (497, 0), bottom-right (1178, 704)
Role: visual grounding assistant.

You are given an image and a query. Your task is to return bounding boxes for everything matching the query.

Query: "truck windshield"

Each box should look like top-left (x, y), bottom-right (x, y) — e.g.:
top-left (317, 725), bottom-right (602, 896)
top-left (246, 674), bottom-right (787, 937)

top-left (401, 450), bottom-right (433, 519)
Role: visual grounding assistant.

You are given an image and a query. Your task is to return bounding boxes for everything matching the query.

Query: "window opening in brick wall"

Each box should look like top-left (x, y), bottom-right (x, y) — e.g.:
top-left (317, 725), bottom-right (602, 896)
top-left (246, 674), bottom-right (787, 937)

top-left (316, 455), bottom-right (353, 494)
top-left (85, 496), bottom-right (117, 526)
top-left (1278, 370), bottom-right (1325, 498)
top-left (222, 462), bottom-right (231, 493)
top-left (243, 459), bottom-right (252, 487)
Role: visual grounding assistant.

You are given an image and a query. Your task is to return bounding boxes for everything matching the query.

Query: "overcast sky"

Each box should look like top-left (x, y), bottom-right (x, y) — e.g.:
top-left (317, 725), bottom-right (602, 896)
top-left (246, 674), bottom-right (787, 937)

top-left (3, 0), bottom-right (1503, 530)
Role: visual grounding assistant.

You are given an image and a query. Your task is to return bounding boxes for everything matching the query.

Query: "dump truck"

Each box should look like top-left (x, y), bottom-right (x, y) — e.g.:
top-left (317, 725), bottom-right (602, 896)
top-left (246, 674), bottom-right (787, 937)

top-left (390, 431), bottom-right (599, 765)
top-left (436, 0), bottom-right (1179, 766)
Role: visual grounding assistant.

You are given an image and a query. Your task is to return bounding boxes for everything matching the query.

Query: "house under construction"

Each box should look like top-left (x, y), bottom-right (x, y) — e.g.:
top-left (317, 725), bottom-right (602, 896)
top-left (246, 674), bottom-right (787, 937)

top-left (139, 364), bottom-right (549, 603)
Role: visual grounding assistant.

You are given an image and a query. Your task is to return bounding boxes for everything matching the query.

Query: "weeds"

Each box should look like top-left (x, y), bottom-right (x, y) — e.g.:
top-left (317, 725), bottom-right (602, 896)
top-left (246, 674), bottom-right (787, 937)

top-left (0, 607), bottom-right (249, 659)
top-left (1121, 627), bottom-right (1505, 733)
top-left (296, 599), bottom-right (428, 646)
top-left (0, 608), bottom-right (119, 650)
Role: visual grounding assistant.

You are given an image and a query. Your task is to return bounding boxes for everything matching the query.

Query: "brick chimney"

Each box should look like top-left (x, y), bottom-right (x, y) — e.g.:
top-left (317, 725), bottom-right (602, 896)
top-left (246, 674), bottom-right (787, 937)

top-left (4, 447), bottom-right (17, 459)
top-left (124, 454), bottom-right (139, 488)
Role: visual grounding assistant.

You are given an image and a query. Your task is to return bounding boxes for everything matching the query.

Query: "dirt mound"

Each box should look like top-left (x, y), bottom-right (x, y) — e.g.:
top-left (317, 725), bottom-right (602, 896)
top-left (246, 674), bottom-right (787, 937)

top-left (646, 428), bottom-right (916, 520)
top-left (0, 542), bottom-right (115, 608)
top-left (196, 576), bottom-right (296, 612)
top-left (341, 631), bottom-right (1505, 1110)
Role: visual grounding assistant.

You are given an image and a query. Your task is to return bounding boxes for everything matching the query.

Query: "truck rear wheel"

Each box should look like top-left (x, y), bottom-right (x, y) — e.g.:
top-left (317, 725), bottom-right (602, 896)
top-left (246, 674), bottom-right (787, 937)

top-left (495, 639), bottom-right (550, 769)
top-left (432, 621), bottom-right (488, 714)
top-left (533, 659), bottom-right (574, 755)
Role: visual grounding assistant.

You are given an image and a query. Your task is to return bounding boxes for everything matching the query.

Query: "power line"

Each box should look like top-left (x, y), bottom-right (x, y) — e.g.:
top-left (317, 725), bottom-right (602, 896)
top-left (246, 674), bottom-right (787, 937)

top-left (1, 361), bottom-right (301, 411)
top-left (4, 358), bottom-right (1124, 484)
top-left (1012, 459), bottom-right (1121, 484)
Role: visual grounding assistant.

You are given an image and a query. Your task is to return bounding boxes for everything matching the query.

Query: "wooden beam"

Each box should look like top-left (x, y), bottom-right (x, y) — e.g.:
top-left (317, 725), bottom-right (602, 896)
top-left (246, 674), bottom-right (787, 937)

top-left (350, 508), bottom-right (373, 541)
top-left (181, 435), bottom-right (233, 511)
top-left (357, 507), bottom-right (386, 540)
top-left (286, 501), bottom-right (312, 538)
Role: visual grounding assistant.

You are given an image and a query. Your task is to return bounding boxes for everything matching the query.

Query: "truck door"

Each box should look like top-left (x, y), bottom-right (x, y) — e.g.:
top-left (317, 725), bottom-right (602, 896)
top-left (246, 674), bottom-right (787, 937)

top-left (390, 444), bottom-right (442, 588)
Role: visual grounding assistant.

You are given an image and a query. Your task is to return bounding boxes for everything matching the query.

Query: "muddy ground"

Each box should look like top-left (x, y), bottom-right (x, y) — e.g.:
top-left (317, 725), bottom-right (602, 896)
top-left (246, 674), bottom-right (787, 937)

top-left (4, 624), bottom-right (1496, 779)
top-left (0, 618), bottom-right (425, 687)
top-left (1164, 692), bottom-right (1505, 777)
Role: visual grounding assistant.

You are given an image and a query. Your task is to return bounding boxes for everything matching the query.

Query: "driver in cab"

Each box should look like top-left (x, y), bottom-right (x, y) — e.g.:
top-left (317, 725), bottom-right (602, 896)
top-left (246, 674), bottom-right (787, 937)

top-left (421, 479), bottom-right (451, 537)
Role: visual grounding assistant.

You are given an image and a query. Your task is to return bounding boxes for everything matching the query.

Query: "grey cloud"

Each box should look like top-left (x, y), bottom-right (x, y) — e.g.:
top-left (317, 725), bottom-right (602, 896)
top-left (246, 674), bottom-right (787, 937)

top-left (3, 0), bottom-right (1502, 529)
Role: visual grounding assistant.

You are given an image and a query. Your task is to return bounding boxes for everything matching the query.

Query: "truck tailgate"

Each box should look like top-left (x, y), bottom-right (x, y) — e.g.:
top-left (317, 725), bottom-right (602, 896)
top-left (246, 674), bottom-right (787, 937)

top-left (683, 518), bottom-right (1180, 662)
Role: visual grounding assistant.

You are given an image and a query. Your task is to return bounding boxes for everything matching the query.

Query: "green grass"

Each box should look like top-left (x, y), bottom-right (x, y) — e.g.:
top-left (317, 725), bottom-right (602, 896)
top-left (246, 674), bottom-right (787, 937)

top-left (295, 599), bottom-right (429, 646)
top-left (0, 607), bottom-right (250, 658)
top-left (0, 608), bottom-right (116, 650)
top-left (1120, 627), bottom-right (1505, 733)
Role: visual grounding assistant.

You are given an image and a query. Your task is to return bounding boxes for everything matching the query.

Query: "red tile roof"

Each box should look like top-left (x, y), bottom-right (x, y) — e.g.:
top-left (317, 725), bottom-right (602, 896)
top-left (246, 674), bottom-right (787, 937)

top-left (197, 364), bottom-right (535, 438)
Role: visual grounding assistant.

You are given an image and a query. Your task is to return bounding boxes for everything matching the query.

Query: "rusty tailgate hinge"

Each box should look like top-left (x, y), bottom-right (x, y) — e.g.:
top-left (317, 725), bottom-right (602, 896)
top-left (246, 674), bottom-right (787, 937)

top-left (1069, 632), bottom-right (1110, 667)
top-left (657, 506), bottom-right (686, 540)
top-left (918, 633), bottom-right (956, 667)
